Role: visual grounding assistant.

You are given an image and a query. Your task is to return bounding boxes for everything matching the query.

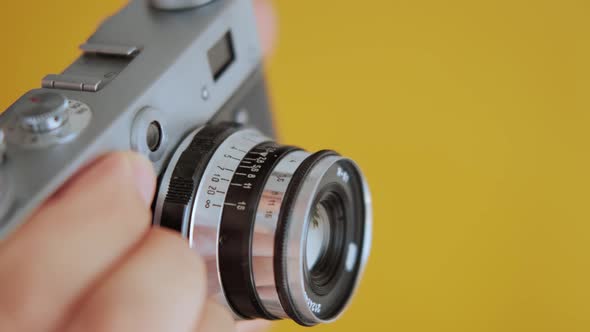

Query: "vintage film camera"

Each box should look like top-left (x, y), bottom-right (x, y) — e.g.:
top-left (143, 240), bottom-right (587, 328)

top-left (0, 0), bottom-right (372, 326)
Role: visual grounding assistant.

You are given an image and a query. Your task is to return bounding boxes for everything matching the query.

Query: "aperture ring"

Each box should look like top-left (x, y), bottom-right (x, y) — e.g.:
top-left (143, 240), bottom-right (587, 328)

top-left (218, 142), bottom-right (299, 319)
top-left (251, 150), bottom-right (311, 319)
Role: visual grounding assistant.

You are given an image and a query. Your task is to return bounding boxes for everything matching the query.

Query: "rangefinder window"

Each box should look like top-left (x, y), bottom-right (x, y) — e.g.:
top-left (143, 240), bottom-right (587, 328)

top-left (208, 31), bottom-right (235, 81)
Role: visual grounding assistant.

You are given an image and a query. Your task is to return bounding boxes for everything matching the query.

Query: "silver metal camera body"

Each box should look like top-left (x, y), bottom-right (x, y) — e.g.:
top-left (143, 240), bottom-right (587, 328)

top-left (0, 0), bottom-right (267, 233)
top-left (0, 0), bottom-right (372, 327)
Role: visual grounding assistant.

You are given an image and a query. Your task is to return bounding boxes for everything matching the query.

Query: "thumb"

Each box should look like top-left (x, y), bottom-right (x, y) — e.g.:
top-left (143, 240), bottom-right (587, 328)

top-left (0, 152), bottom-right (156, 331)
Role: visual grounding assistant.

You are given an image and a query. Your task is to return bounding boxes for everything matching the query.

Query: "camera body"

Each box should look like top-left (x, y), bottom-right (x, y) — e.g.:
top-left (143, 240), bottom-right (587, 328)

top-left (0, 0), bottom-right (269, 236)
top-left (0, 0), bottom-right (372, 327)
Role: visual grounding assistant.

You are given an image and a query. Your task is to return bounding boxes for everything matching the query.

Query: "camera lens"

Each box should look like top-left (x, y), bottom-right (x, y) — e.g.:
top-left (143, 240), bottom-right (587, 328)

top-left (153, 122), bottom-right (372, 326)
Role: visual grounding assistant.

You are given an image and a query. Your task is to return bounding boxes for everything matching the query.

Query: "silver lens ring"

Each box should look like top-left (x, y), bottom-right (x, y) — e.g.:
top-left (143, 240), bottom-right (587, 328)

top-left (189, 127), bottom-right (267, 306)
top-left (250, 150), bottom-right (310, 318)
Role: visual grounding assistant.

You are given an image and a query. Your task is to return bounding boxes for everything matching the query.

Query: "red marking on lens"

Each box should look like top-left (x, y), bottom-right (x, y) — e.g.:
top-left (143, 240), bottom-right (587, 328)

top-left (30, 97), bottom-right (41, 103)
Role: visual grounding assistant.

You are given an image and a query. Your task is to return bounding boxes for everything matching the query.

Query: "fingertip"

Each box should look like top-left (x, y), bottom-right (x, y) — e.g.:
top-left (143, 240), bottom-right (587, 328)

top-left (194, 300), bottom-right (237, 332)
top-left (253, 0), bottom-right (278, 57)
top-left (124, 152), bottom-right (157, 206)
top-left (236, 319), bottom-right (273, 332)
top-left (52, 151), bottom-right (156, 207)
top-left (149, 227), bottom-right (208, 293)
top-left (61, 228), bottom-right (208, 332)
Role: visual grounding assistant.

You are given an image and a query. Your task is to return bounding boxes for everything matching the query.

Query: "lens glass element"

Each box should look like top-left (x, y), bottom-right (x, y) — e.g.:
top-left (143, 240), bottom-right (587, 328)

top-left (306, 203), bottom-right (332, 271)
top-left (304, 189), bottom-right (347, 298)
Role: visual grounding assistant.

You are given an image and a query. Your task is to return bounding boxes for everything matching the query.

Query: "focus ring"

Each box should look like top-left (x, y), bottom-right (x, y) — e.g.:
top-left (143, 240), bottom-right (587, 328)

top-left (218, 142), bottom-right (298, 319)
top-left (160, 122), bottom-right (241, 232)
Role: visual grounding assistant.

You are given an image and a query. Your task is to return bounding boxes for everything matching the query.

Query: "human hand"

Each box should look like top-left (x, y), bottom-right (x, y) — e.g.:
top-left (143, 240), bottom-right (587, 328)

top-left (0, 1), bottom-right (277, 331)
top-left (0, 152), bottom-right (269, 332)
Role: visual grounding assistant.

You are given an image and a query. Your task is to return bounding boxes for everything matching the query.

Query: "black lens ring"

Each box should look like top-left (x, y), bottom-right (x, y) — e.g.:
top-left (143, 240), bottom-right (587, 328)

top-left (274, 150), bottom-right (339, 326)
top-left (218, 143), bottom-right (299, 319)
top-left (159, 122), bottom-right (241, 232)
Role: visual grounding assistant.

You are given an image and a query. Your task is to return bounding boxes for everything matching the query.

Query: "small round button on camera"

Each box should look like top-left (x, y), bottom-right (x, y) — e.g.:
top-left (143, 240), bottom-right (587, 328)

top-left (19, 92), bottom-right (69, 133)
top-left (131, 107), bottom-right (168, 162)
top-left (150, 0), bottom-right (216, 10)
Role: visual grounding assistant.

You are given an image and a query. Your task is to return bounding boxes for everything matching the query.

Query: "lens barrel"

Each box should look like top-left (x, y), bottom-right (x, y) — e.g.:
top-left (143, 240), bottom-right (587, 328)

top-left (153, 123), bottom-right (372, 326)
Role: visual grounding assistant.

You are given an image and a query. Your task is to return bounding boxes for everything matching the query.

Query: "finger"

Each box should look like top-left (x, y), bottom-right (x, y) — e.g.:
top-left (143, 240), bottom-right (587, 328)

top-left (62, 228), bottom-right (207, 332)
top-left (194, 300), bottom-right (236, 332)
top-left (236, 320), bottom-right (272, 332)
top-left (0, 152), bottom-right (155, 331)
top-left (254, 0), bottom-right (278, 56)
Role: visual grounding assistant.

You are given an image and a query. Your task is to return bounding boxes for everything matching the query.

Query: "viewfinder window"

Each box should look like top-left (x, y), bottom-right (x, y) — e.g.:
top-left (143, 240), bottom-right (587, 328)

top-left (208, 31), bottom-right (235, 81)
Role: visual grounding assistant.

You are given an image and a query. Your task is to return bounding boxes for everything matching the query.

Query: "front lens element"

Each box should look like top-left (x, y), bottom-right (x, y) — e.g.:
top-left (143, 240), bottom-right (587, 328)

top-left (306, 191), bottom-right (347, 296)
top-left (306, 202), bottom-right (332, 271)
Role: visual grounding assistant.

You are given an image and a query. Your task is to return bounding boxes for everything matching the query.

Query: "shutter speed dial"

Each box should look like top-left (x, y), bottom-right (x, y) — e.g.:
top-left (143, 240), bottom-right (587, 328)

top-left (3, 90), bottom-right (92, 149)
top-left (19, 92), bottom-right (69, 133)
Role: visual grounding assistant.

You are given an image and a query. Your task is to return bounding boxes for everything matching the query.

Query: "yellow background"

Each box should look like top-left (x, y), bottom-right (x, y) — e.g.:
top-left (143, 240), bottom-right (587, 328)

top-left (1, 1), bottom-right (589, 331)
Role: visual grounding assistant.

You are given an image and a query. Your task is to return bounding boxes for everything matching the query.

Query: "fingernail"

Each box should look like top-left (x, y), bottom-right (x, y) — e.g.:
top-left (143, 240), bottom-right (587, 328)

top-left (127, 153), bottom-right (156, 205)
